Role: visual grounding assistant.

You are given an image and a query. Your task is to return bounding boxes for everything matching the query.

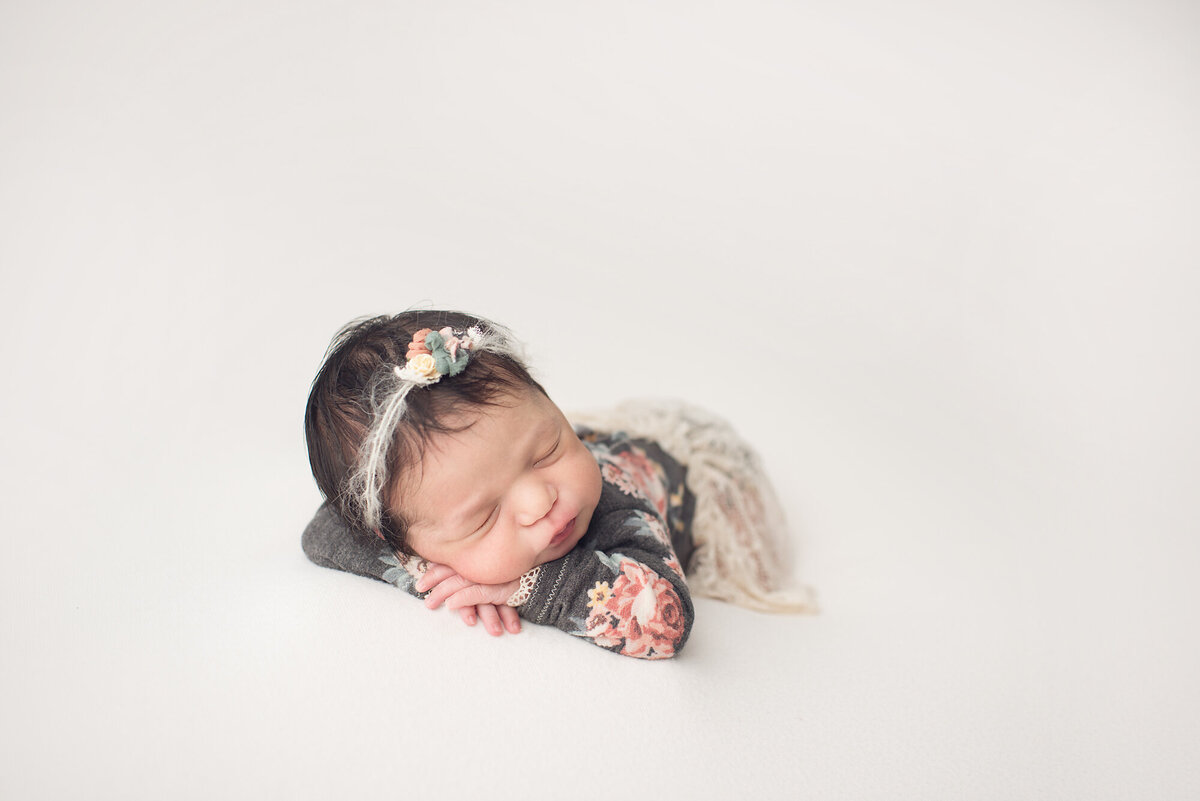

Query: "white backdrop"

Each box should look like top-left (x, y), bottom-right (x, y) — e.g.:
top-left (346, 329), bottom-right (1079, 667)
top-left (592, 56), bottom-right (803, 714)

top-left (2, 2), bottom-right (1197, 799)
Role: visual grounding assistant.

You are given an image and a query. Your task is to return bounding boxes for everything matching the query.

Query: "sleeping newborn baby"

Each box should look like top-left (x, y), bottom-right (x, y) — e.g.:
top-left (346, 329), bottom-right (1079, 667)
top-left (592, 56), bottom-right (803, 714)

top-left (302, 310), bottom-right (813, 659)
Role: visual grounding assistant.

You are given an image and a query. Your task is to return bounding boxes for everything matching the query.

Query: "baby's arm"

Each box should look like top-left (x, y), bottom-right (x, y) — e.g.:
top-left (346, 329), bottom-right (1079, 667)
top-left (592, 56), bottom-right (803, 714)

top-left (302, 504), bottom-right (520, 635)
top-left (515, 507), bottom-right (694, 659)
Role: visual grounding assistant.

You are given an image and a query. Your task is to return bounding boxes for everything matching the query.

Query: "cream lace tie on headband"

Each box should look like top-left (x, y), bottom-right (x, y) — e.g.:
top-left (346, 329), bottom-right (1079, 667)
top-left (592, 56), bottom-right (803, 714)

top-left (346, 322), bottom-right (525, 533)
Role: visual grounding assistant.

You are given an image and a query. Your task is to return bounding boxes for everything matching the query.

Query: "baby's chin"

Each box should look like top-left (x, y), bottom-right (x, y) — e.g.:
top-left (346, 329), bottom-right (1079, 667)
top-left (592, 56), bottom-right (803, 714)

top-left (456, 563), bottom-right (536, 587)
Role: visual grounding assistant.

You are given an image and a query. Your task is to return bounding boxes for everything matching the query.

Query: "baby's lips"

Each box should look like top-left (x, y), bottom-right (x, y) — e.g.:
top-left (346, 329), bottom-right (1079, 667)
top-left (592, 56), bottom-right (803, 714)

top-left (548, 515), bottom-right (576, 546)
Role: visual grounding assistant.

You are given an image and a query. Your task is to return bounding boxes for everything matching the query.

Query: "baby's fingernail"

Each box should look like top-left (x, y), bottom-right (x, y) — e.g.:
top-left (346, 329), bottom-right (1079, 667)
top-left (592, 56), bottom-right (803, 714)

top-left (466, 615), bottom-right (476, 625)
top-left (488, 625), bottom-right (501, 636)
top-left (508, 621), bottom-right (521, 633)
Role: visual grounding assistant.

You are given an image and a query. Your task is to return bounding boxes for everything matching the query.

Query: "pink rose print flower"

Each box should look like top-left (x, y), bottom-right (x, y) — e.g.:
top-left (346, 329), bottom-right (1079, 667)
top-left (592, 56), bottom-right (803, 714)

top-left (584, 559), bottom-right (686, 659)
top-left (601, 462), bottom-right (640, 498)
top-left (612, 448), bottom-right (669, 517)
top-left (642, 513), bottom-right (672, 548)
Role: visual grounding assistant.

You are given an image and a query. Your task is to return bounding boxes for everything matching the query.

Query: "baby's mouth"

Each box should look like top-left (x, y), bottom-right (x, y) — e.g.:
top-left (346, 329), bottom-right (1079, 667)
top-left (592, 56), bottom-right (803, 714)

top-left (548, 517), bottom-right (576, 547)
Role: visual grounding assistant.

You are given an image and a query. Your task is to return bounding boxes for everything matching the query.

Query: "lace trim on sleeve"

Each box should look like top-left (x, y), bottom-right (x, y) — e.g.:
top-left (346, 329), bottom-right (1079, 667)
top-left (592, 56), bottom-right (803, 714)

top-left (505, 566), bottom-right (541, 607)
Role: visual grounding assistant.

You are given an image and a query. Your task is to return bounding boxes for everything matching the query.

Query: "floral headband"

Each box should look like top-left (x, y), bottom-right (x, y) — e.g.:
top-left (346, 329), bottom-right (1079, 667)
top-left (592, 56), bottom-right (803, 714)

top-left (346, 320), bottom-right (523, 531)
top-left (395, 326), bottom-right (483, 385)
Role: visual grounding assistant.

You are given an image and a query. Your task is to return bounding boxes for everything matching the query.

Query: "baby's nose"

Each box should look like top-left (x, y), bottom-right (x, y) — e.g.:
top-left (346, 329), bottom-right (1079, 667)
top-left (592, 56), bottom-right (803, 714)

top-left (515, 481), bottom-right (557, 527)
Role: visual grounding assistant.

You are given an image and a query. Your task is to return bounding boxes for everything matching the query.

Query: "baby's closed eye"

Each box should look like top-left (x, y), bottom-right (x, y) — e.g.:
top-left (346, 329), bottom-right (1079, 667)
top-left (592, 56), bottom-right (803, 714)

top-left (534, 434), bottom-right (562, 467)
top-left (471, 505), bottom-right (499, 536)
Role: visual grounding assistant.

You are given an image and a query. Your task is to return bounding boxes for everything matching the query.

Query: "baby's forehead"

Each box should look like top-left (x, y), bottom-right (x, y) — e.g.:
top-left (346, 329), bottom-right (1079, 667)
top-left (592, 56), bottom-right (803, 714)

top-left (397, 392), bottom-right (560, 513)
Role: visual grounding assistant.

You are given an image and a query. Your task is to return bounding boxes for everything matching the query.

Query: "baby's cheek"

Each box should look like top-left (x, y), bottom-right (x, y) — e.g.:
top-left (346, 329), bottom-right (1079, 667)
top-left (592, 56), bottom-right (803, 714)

top-left (457, 542), bottom-right (529, 586)
top-left (583, 454), bottom-right (603, 504)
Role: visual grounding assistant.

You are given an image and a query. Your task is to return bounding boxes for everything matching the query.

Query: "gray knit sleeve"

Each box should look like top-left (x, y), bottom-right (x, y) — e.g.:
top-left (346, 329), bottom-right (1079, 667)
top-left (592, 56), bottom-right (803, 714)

top-left (301, 503), bottom-right (426, 597)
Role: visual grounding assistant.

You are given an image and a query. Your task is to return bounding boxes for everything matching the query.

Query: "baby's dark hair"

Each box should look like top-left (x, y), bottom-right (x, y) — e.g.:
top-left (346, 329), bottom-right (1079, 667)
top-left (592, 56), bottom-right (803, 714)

top-left (304, 310), bottom-right (545, 555)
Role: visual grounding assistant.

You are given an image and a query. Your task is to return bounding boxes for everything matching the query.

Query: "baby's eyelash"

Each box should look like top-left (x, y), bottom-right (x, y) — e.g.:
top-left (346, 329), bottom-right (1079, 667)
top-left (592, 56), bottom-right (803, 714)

top-left (535, 434), bottom-right (562, 466)
top-left (474, 506), bottom-right (498, 535)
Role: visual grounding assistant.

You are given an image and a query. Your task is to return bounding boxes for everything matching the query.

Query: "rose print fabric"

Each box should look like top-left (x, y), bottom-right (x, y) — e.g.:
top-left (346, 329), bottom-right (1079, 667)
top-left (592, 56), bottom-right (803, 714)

top-left (301, 427), bottom-right (697, 660)
top-left (583, 555), bottom-right (689, 658)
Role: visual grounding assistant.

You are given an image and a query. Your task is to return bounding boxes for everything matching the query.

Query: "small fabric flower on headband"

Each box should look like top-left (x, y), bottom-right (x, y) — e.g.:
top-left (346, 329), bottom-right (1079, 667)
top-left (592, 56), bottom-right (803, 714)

top-left (395, 326), bottom-right (480, 385)
top-left (405, 329), bottom-right (434, 359)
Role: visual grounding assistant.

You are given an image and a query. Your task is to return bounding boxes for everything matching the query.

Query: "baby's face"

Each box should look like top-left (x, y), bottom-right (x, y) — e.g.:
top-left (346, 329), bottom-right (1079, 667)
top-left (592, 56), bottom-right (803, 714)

top-left (394, 386), bottom-right (603, 586)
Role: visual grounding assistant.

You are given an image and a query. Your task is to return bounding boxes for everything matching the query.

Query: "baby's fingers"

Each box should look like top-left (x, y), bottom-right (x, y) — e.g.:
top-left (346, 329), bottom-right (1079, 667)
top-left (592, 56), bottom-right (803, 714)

top-left (443, 582), bottom-right (509, 610)
top-left (423, 574), bottom-right (474, 609)
top-left (475, 603), bottom-right (504, 636)
top-left (444, 578), bottom-right (521, 611)
top-left (457, 607), bottom-right (478, 627)
top-left (415, 563), bottom-right (457, 594)
top-left (497, 604), bottom-right (522, 635)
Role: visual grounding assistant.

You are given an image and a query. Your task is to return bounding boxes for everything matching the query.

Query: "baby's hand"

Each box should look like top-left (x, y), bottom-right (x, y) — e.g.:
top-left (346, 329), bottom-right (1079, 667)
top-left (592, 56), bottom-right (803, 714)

top-left (454, 603), bottom-right (521, 637)
top-left (416, 564), bottom-right (522, 637)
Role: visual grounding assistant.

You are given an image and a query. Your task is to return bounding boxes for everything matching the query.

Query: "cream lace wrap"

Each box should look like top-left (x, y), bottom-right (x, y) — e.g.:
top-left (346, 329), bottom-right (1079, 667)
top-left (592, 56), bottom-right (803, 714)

top-left (569, 400), bottom-right (816, 614)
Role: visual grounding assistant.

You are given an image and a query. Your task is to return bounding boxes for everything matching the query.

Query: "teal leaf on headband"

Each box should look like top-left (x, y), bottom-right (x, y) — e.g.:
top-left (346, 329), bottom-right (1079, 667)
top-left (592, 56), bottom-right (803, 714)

top-left (425, 329), bottom-right (473, 377)
top-left (426, 331), bottom-right (453, 373)
top-left (444, 351), bottom-right (470, 376)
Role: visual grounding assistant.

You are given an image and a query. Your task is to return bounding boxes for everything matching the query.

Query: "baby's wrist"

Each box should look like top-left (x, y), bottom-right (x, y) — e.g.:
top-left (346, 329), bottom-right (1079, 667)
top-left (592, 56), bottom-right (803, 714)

top-left (505, 566), bottom-right (541, 607)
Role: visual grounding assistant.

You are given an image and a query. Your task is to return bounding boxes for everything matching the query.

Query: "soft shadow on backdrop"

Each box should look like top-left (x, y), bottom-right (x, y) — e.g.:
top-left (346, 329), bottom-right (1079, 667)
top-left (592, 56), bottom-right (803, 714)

top-left (1, 2), bottom-right (1197, 799)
